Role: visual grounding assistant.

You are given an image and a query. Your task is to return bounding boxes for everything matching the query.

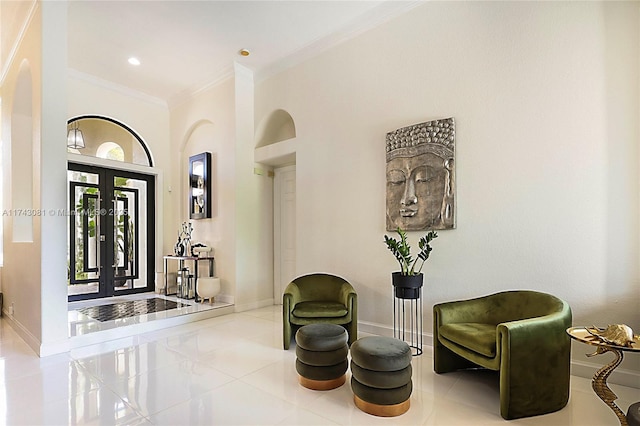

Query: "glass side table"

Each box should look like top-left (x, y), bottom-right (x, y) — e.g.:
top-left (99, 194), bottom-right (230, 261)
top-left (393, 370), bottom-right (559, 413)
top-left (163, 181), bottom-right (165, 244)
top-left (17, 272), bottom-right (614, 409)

top-left (567, 327), bottom-right (640, 426)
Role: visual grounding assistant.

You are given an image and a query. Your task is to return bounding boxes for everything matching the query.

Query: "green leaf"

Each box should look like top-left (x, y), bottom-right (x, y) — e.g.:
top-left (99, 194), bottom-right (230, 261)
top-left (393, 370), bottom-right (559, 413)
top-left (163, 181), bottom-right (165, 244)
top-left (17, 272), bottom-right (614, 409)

top-left (385, 227), bottom-right (438, 275)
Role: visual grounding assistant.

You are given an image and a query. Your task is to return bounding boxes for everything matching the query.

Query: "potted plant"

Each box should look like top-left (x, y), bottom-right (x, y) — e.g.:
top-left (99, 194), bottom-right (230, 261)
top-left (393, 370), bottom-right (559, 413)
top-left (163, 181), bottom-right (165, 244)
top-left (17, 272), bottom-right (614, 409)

top-left (384, 227), bottom-right (438, 299)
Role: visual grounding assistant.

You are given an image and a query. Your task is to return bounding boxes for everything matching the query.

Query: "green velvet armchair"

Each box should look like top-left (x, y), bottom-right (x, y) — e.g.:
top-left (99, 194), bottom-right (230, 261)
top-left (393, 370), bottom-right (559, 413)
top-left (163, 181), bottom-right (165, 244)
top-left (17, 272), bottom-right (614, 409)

top-left (433, 290), bottom-right (572, 420)
top-left (283, 273), bottom-right (357, 350)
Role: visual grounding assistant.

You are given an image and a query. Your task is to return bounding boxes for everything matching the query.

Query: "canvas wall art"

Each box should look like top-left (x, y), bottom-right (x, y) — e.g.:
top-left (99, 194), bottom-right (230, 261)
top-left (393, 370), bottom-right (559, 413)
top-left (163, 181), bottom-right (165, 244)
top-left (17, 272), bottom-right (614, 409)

top-left (386, 117), bottom-right (456, 231)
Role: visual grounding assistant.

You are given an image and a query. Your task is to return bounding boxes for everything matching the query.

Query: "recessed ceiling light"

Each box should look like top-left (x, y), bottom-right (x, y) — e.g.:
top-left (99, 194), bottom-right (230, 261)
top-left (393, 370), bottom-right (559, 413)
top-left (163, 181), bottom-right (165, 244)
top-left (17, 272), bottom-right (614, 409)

top-left (239, 49), bottom-right (250, 57)
top-left (128, 57), bottom-right (141, 66)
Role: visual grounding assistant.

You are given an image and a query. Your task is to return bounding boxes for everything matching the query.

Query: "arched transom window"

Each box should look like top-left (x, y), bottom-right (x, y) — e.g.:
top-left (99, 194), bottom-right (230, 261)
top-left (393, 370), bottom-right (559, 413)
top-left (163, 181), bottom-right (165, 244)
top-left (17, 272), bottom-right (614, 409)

top-left (67, 116), bottom-right (153, 167)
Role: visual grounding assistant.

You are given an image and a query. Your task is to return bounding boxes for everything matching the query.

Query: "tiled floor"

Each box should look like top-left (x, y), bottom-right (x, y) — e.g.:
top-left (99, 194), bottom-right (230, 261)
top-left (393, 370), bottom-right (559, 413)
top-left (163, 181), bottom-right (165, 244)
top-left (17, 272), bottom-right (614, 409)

top-left (0, 304), bottom-right (637, 425)
top-left (68, 293), bottom-right (231, 339)
top-left (75, 298), bottom-right (185, 322)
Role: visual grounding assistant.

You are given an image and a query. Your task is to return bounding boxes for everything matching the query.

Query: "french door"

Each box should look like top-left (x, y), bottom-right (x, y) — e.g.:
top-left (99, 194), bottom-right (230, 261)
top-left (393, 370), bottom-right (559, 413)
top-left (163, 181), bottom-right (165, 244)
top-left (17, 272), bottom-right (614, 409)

top-left (67, 163), bottom-right (155, 301)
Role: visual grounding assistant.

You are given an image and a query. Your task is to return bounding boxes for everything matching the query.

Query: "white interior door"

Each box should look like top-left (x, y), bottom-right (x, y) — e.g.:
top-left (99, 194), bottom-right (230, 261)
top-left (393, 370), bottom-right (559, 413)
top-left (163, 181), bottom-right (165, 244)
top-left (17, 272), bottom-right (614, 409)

top-left (274, 165), bottom-right (296, 304)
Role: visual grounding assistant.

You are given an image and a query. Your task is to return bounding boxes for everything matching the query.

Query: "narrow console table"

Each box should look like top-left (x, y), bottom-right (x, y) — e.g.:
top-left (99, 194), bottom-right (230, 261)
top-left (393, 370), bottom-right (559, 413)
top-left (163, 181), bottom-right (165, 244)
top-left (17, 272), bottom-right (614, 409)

top-left (163, 255), bottom-right (214, 301)
top-left (567, 326), bottom-right (639, 426)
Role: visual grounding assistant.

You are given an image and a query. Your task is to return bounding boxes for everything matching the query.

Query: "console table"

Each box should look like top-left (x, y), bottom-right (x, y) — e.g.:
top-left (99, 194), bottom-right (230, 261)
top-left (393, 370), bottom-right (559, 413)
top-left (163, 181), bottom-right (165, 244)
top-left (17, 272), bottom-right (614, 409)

top-left (163, 255), bottom-right (214, 301)
top-left (567, 326), bottom-right (640, 426)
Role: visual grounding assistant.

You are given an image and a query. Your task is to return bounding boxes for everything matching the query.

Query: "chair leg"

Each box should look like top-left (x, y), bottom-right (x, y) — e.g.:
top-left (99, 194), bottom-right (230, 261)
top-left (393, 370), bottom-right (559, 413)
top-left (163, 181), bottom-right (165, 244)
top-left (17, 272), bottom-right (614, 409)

top-left (346, 322), bottom-right (357, 346)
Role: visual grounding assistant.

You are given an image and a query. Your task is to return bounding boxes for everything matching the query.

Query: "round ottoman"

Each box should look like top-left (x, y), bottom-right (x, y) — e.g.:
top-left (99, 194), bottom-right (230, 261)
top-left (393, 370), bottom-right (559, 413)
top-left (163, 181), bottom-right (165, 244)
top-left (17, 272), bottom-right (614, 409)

top-left (350, 336), bottom-right (412, 417)
top-left (295, 324), bottom-right (349, 390)
top-left (628, 402), bottom-right (640, 426)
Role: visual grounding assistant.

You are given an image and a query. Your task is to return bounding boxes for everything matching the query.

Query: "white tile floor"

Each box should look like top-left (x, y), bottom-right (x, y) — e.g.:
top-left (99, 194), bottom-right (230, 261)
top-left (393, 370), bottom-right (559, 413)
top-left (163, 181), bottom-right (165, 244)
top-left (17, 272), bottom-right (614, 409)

top-left (0, 304), bottom-right (637, 425)
top-left (68, 293), bottom-right (231, 338)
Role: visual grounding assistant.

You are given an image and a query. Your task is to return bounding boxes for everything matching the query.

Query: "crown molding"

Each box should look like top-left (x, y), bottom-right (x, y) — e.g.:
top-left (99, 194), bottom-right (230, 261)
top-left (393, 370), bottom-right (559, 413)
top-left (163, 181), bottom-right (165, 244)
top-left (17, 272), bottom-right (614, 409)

top-left (0, 0), bottom-right (38, 86)
top-left (167, 64), bottom-right (234, 110)
top-left (234, 62), bottom-right (254, 80)
top-left (255, 0), bottom-right (423, 84)
top-left (68, 68), bottom-right (168, 108)
top-left (169, 1), bottom-right (423, 104)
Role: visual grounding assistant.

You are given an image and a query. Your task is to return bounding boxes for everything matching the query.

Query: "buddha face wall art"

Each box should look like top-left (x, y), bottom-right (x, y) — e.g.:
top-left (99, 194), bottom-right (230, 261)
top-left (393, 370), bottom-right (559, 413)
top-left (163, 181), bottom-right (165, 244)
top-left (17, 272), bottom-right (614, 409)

top-left (386, 118), bottom-right (456, 231)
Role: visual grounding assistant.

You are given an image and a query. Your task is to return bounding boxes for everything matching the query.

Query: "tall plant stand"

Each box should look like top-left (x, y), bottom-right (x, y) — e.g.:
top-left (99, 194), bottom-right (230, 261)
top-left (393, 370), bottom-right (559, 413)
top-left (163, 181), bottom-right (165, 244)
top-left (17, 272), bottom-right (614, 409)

top-left (392, 273), bottom-right (423, 356)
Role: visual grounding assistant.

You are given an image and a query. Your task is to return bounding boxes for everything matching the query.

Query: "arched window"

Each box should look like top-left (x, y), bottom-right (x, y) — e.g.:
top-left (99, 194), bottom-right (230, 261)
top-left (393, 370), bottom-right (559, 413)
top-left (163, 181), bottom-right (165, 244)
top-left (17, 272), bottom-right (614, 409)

top-left (96, 142), bottom-right (125, 161)
top-left (67, 116), bottom-right (153, 167)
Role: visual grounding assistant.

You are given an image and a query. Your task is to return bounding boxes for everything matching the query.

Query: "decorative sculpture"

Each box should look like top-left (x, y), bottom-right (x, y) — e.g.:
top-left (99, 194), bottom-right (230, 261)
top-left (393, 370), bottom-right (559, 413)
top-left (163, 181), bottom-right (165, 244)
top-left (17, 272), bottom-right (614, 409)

top-left (586, 324), bottom-right (636, 348)
top-left (174, 221), bottom-right (193, 256)
top-left (386, 117), bottom-right (455, 231)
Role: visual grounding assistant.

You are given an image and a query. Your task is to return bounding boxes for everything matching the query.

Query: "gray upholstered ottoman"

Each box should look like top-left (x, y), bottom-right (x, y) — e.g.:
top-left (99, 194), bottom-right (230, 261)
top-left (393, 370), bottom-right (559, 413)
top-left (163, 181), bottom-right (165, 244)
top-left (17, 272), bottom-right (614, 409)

top-left (350, 336), bottom-right (412, 417)
top-left (295, 324), bottom-right (349, 390)
top-left (628, 402), bottom-right (640, 426)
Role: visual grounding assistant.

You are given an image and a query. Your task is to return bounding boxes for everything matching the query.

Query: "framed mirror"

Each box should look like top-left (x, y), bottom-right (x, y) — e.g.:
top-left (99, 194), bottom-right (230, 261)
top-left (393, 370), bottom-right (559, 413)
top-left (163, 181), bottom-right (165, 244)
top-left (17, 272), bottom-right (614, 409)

top-left (189, 152), bottom-right (211, 219)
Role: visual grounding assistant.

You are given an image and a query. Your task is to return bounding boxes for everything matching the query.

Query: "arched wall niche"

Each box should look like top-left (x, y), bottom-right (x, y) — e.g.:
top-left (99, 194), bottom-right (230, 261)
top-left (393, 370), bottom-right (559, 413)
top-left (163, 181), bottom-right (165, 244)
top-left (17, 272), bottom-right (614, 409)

top-left (11, 59), bottom-right (34, 242)
top-left (179, 119), bottom-right (214, 154)
top-left (254, 109), bottom-right (297, 167)
top-left (180, 119), bottom-right (216, 220)
top-left (67, 115), bottom-right (154, 167)
top-left (255, 109), bottom-right (296, 148)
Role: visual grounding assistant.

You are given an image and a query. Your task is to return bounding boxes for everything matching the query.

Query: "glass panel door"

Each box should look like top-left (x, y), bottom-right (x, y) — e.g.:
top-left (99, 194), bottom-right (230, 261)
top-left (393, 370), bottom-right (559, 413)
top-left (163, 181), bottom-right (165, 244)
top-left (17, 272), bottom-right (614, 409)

top-left (68, 170), bottom-right (104, 298)
top-left (113, 174), bottom-right (150, 293)
top-left (68, 164), bottom-right (155, 301)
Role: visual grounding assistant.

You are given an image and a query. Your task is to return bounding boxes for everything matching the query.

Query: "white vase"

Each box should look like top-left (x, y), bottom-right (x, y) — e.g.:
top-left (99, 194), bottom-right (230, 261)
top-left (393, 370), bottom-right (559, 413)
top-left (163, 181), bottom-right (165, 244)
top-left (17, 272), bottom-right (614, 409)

top-left (197, 277), bottom-right (221, 303)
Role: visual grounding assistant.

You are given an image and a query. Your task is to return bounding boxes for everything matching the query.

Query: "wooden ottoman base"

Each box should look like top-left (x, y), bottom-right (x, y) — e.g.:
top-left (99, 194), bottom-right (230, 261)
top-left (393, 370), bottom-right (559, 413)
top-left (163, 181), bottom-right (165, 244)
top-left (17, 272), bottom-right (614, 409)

top-left (298, 374), bottom-right (346, 391)
top-left (353, 394), bottom-right (410, 417)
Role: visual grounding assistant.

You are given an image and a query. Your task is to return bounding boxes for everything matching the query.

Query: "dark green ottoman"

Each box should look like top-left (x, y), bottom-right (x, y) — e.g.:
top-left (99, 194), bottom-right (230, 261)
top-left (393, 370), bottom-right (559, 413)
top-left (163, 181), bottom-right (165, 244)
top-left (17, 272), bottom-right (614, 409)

top-left (350, 336), bottom-right (412, 416)
top-left (295, 324), bottom-right (348, 390)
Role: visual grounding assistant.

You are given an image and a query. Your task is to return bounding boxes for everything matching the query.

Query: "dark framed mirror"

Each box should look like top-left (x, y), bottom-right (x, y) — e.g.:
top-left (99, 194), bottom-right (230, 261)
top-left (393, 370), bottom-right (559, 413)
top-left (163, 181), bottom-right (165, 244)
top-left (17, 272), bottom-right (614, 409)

top-left (189, 152), bottom-right (211, 219)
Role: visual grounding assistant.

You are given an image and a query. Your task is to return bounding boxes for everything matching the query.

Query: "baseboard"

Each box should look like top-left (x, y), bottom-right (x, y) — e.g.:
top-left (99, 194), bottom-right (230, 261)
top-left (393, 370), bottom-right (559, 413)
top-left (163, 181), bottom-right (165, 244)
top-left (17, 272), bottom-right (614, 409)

top-left (571, 359), bottom-right (640, 389)
top-left (234, 297), bottom-right (274, 313)
top-left (216, 293), bottom-right (234, 305)
top-left (356, 321), bottom-right (639, 389)
top-left (358, 319), bottom-right (395, 338)
top-left (1, 309), bottom-right (46, 356)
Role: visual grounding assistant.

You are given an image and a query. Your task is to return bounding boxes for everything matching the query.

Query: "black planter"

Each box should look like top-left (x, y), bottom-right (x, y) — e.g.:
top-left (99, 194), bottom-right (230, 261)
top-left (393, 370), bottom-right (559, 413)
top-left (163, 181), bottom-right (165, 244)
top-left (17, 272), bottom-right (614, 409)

top-left (392, 272), bottom-right (423, 299)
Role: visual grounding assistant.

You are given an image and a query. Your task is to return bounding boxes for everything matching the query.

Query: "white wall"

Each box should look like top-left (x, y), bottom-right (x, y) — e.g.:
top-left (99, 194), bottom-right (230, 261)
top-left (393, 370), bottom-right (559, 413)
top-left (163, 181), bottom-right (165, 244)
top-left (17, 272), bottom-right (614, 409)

top-left (169, 78), bottom-right (238, 304)
top-left (2, 1), bottom-right (172, 355)
top-left (1, 2), bottom-right (41, 351)
top-left (67, 76), bottom-right (171, 275)
top-left (234, 64), bottom-right (274, 310)
top-left (255, 1), bottom-right (639, 376)
top-left (1, 2), bottom-right (69, 355)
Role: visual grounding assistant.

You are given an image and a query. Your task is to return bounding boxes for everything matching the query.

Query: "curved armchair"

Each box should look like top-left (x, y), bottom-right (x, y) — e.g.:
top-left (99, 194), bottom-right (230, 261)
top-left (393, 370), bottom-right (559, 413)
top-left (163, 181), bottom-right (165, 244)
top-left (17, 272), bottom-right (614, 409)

top-left (283, 273), bottom-right (357, 350)
top-left (433, 290), bottom-right (571, 420)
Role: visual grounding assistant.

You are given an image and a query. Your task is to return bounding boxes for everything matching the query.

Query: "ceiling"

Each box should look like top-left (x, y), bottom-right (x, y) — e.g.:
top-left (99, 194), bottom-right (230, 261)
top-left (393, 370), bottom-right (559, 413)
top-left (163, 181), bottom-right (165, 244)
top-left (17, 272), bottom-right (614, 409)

top-left (67, 1), bottom-right (420, 107)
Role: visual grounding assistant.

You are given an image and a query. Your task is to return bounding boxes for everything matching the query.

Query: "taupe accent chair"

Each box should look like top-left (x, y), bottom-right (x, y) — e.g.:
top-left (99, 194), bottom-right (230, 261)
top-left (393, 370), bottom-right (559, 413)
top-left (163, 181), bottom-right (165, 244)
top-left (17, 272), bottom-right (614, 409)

top-left (283, 273), bottom-right (357, 350)
top-left (433, 290), bottom-right (572, 420)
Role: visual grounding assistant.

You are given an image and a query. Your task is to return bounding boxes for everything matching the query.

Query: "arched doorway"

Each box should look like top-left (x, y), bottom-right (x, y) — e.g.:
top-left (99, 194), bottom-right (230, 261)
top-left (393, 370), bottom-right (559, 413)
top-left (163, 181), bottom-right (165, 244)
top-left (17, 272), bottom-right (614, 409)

top-left (67, 116), bottom-right (155, 301)
top-left (255, 109), bottom-right (297, 303)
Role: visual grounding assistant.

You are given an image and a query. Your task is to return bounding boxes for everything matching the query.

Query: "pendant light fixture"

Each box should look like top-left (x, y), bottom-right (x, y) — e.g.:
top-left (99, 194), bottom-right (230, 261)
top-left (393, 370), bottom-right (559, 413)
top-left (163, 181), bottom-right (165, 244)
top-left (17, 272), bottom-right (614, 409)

top-left (67, 121), bottom-right (85, 149)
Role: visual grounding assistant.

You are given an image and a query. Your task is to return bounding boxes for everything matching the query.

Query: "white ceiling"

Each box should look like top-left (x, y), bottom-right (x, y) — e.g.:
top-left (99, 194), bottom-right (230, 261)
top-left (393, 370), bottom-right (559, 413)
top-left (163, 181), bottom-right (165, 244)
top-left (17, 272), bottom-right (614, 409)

top-left (67, 1), bottom-right (420, 107)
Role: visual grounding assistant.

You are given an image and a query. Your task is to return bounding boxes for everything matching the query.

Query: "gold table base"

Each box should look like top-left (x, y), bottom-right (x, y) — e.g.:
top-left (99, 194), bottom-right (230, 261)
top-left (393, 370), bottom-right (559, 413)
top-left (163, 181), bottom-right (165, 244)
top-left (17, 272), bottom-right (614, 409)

top-left (588, 346), bottom-right (627, 426)
top-left (567, 327), bottom-right (639, 426)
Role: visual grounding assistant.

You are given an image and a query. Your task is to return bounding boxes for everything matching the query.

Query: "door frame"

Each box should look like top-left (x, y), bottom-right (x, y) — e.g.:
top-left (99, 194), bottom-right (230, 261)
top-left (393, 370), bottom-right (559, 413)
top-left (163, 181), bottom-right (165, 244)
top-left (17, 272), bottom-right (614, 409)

top-left (273, 165), bottom-right (296, 303)
top-left (68, 162), bottom-right (156, 301)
